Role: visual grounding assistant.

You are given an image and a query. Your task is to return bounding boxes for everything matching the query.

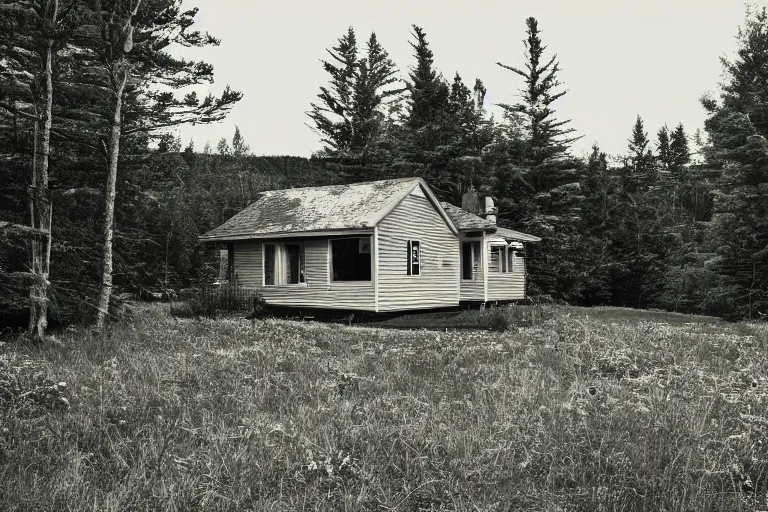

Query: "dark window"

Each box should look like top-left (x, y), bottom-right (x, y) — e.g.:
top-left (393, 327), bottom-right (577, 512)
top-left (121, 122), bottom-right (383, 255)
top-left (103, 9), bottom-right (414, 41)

top-left (461, 241), bottom-right (481, 280)
top-left (284, 244), bottom-right (305, 284)
top-left (407, 240), bottom-right (420, 275)
top-left (264, 244), bottom-right (275, 285)
top-left (331, 237), bottom-right (371, 281)
top-left (227, 243), bottom-right (235, 281)
top-left (461, 242), bottom-right (473, 280)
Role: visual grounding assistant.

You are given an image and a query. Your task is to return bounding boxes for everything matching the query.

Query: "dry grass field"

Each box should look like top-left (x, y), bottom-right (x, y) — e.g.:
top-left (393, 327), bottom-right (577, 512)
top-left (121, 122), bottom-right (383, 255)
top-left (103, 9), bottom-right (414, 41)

top-left (1, 303), bottom-right (767, 511)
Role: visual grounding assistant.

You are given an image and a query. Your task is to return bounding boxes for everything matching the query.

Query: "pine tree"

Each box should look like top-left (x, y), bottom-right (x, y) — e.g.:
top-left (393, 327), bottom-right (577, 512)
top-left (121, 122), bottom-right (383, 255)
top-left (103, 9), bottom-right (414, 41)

top-left (699, 4), bottom-right (768, 319)
top-left (578, 143), bottom-right (614, 304)
top-left (307, 27), bottom-right (358, 153)
top-left (397, 25), bottom-right (450, 181)
top-left (657, 125), bottom-right (671, 171)
top-left (349, 32), bottom-right (401, 152)
top-left (217, 137), bottom-right (231, 155)
top-left (309, 29), bottom-right (403, 181)
top-left (405, 25), bottom-right (449, 131)
top-left (0, 0), bottom-right (83, 340)
top-left (669, 123), bottom-right (691, 174)
top-left (182, 139), bottom-right (196, 166)
top-left (491, 17), bottom-right (585, 302)
top-left (74, 0), bottom-right (242, 329)
top-left (496, 17), bottom-right (581, 166)
top-left (232, 126), bottom-right (250, 157)
top-left (626, 115), bottom-right (656, 190)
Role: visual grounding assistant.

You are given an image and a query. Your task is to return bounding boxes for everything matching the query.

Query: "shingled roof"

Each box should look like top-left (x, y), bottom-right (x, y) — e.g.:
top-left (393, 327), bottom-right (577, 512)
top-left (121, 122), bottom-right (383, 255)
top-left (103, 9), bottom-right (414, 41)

top-left (439, 202), bottom-right (496, 231)
top-left (496, 226), bottom-right (542, 243)
top-left (439, 201), bottom-right (541, 242)
top-left (199, 177), bottom-right (456, 242)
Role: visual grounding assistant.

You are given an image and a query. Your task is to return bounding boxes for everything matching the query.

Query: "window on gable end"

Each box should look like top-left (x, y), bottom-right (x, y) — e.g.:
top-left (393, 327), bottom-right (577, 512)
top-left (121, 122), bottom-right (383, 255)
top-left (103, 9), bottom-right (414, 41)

top-left (407, 240), bottom-right (420, 275)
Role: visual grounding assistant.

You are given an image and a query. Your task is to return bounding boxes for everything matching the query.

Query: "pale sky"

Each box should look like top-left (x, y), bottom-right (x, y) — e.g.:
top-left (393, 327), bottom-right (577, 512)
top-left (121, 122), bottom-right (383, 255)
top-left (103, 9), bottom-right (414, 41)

top-left (171, 0), bottom-right (753, 160)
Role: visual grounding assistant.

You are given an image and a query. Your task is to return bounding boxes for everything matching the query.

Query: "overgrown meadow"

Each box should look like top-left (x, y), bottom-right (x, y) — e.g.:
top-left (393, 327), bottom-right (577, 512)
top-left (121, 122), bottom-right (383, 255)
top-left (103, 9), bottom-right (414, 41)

top-left (1, 304), bottom-right (767, 511)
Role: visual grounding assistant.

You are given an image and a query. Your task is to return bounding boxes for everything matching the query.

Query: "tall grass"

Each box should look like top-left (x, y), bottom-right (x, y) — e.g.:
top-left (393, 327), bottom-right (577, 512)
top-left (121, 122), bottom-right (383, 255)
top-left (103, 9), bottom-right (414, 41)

top-left (369, 302), bottom-right (554, 331)
top-left (1, 304), bottom-right (766, 511)
top-left (170, 281), bottom-right (266, 319)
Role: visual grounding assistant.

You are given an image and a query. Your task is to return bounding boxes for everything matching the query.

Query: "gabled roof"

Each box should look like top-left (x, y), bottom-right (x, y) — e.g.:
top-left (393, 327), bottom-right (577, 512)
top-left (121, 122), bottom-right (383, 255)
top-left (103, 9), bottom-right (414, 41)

top-left (439, 202), bottom-right (496, 231)
top-left (199, 177), bottom-right (457, 242)
top-left (439, 201), bottom-right (541, 242)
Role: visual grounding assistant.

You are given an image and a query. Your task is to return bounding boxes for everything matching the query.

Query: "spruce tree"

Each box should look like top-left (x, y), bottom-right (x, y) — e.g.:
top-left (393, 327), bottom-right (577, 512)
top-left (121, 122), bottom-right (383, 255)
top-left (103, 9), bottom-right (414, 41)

top-left (232, 126), bottom-right (250, 157)
top-left (626, 115), bottom-right (656, 189)
top-left (405, 25), bottom-right (449, 130)
top-left (217, 137), bottom-right (231, 155)
top-left (578, 143), bottom-right (613, 304)
top-left (610, 116), bottom-right (671, 308)
top-left (309, 29), bottom-right (403, 181)
top-left (699, 4), bottom-right (768, 319)
top-left (496, 17), bottom-right (581, 166)
top-left (73, 0), bottom-right (242, 328)
top-left (0, 0), bottom-right (83, 340)
top-left (669, 123), bottom-right (691, 174)
top-left (182, 139), bottom-right (196, 166)
top-left (349, 32), bottom-right (401, 152)
top-left (307, 27), bottom-right (358, 153)
top-left (491, 17), bottom-right (585, 302)
top-left (398, 24), bottom-right (450, 180)
top-left (657, 125), bottom-right (671, 171)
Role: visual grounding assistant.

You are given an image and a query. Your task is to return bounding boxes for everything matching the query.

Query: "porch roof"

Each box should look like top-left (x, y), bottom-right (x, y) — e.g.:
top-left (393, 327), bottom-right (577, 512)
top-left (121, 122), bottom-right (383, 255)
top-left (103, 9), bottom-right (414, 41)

top-left (439, 202), bottom-right (495, 231)
top-left (496, 227), bottom-right (542, 243)
top-left (439, 201), bottom-right (541, 242)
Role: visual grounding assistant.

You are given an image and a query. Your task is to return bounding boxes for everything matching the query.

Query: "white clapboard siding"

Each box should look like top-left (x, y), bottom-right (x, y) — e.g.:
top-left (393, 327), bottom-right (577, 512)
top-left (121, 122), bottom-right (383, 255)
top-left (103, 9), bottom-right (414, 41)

top-left (486, 251), bottom-right (526, 301)
top-left (376, 189), bottom-right (459, 311)
top-left (460, 278), bottom-right (485, 301)
top-left (232, 237), bottom-right (376, 310)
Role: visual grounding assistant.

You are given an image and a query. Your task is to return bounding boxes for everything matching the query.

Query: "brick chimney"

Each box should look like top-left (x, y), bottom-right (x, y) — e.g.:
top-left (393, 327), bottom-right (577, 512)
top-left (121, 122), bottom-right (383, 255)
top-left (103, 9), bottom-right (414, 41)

top-left (461, 190), bottom-right (480, 216)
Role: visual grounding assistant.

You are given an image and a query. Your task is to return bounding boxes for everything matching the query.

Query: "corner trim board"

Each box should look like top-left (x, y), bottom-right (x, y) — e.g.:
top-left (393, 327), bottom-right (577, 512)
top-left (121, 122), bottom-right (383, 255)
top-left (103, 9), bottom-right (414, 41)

top-left (374, 226), bottom-right (379, 313)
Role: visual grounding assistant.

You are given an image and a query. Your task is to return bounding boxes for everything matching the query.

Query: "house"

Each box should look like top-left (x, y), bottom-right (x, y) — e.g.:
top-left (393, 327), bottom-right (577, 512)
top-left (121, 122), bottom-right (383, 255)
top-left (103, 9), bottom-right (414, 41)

top-left (198, 177), bottom-right (540, 312)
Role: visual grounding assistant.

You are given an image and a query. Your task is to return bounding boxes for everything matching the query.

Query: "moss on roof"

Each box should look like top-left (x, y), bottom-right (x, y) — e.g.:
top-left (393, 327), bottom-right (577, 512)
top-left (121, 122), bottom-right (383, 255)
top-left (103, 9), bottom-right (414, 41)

top-left (200, 178), bottom-right (422, 241)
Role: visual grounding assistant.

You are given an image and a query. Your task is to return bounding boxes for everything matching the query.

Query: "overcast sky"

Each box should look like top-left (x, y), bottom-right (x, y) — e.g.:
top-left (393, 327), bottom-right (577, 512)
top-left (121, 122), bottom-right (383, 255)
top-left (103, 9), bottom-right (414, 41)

top-left (171, 0), bottom-right (753, 160)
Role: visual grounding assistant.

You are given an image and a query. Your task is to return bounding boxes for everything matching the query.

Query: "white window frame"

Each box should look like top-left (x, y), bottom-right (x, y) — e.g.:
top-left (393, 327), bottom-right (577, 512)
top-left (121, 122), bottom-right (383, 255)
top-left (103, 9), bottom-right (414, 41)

top-left (407, 239), bottom-right (421, 276)
top-left (511, 249), bottom-right (525, 272)
top-left (262, 242), bottom-right (306, 287)
top-left (490, 245), bottom-right (511, 274)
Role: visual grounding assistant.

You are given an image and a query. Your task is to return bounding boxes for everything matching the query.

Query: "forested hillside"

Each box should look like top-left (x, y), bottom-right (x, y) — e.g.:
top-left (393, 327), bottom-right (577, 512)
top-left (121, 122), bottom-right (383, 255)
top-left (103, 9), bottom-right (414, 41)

top-left (2, 2), bottom-right (767, 338)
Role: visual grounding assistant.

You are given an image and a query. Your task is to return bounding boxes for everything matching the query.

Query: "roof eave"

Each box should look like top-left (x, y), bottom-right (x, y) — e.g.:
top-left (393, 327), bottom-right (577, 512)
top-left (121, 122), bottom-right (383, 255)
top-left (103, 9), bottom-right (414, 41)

top-left (198, 226), bottom-right (376, 243)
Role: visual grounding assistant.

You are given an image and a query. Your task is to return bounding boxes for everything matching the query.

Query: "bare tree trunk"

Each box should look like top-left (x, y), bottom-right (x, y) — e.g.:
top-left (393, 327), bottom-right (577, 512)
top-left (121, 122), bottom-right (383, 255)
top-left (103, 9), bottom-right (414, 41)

top-left (95, 69), bottom-right (127, 330)
top-left (29, 14), bottom-right (56, 341)
top-left (29, 123), bottom-right (39, 334)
